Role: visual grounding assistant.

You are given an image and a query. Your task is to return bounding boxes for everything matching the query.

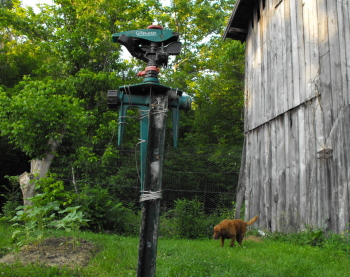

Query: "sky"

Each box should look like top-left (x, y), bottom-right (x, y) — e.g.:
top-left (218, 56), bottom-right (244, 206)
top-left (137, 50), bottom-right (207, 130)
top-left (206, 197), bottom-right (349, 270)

top-left (21, 0), bottom-right (54, 12)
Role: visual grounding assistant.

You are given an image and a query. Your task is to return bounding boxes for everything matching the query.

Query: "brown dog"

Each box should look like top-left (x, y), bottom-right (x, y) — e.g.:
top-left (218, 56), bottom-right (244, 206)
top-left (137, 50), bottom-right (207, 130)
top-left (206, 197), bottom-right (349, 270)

top-left (213, 215), bottom-right (258, 247)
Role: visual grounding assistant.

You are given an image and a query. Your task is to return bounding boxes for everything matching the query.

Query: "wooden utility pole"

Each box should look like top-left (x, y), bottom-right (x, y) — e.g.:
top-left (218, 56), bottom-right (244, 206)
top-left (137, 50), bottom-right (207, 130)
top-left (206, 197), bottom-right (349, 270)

top-left (108, 25), bottom-right (191, 276)
top-left (137, 93), bottom-right (168, 276)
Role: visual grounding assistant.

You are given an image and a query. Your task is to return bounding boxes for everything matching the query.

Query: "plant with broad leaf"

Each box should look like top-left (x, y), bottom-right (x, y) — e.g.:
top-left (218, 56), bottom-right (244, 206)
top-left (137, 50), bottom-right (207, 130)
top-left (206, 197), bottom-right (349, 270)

top-left (50, 206), bottom-right (90, 250)
top-left (11, 194), bottom-right (60, 246)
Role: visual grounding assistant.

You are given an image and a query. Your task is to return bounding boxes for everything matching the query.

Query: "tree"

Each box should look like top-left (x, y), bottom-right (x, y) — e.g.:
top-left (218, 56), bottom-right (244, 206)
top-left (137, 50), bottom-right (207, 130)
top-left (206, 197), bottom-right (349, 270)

top-left (186, 38), bottom-right (245, 147)
top-left (0, 0), bottom-right (245, 212)
top-left (155, 0), bottom-right (244, 149)
top-left (0, 0), bottom-right (160, 203)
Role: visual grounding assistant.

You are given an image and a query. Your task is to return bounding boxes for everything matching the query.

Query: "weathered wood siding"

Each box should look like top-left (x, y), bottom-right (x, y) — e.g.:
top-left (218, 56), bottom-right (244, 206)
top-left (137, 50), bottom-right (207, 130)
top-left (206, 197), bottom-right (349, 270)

top-left (240, 0), bottom-right (350, 233)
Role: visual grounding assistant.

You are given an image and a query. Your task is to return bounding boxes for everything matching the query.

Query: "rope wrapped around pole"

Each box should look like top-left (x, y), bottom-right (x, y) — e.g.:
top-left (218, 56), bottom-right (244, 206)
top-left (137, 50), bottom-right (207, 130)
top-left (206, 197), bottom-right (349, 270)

top-left (139, 191), bottom-right (162, 202)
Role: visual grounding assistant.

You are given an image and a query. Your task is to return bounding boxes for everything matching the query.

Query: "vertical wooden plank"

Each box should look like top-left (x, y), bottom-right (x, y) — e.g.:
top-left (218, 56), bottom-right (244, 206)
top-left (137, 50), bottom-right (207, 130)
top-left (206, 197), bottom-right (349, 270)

top-left (270, 120), bottom-right (278, 231)
top-left (245, 22), bottom-right (254, 132)
top-left (344, 1), bottom-right (350, 105)
top-left (302, 0), bottom-right (312, 101)
top-left (310, 101), bottom-right (319, 227)
top-left (310, 0), bottom-right (320, 96)
top-left (296, 0), bottom-right (306, 105)
top-left (305, 100), bottom-right (318, 227)
top-left (257, 1), bottom-right (265, 126)
top-left (263, 0), bottom-right (271, 122)
top-left (258, 125), bottom-right (265, 228)
top-left (317, 0), bottom-right (332, 137)
top-left (250, 129), bottom-right (261, 220)
top-left (263, 124), bottom-right (272, 230)
top-left (277, 116), bottom-right (286, 231)
top-left (298, 106), bottom-right (307, 230)
top-left (337, 109), bottom-right (348, 231)
top-left (323, 158), bottom-right (332, 231)
top-left (314, 98), bottom-right (324, 228)
top-left (251, 10), bottom-right (258, 129)
top-left (344, 107), bottom-right (350, 231)
top-left (275, 1), bottom-right (286, 115)
top-left (306, 0), bottom-right (320, 101)
top-left (261, 1), bottom-right (268, 124)
top-left (336, 0), bottom-right (348, 107)
top-left (289, 109), bottom-right (300, 230)
top-left (306, 102), bottom-right (317, 227)
top-left (327, 0), bottom-right (341, 120)
top-left (284, 0), bottom-right (294, 111)
top-left (244, 133), bottom-right (252, 220)
top-left (271, 1), bottom-right (279, 119)
top-left (235, 138), bottom-right (247, 219)
top-left (266, 0), bottom-right (276, 122)
top-left (254, 6), bottom-right (261, 128)
top-left (284, 110), bottom-right (292, 232)
top-left (246, 130), bottom-right (259, 221)
top-left (290, 0), bottom-right (301, 107)
top-left (303, 104), bottom-right (310, 227)
top-left (331, 125), bottom-right (340, 232)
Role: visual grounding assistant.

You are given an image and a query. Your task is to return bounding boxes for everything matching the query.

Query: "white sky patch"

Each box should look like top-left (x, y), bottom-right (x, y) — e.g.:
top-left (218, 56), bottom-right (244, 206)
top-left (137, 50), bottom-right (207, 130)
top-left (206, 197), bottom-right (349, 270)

top-left (21, 0), bottom-right (54, 12)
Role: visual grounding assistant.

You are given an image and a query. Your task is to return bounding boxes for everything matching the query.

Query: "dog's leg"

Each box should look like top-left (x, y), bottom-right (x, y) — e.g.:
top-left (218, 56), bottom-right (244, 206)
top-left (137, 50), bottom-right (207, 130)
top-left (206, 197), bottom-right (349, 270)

top-left (237, 233), bottom-right (244, 246)
top-left (230, 236), bottom-right (236, 247)
top-left (220, 237), bottom-right (225, 247)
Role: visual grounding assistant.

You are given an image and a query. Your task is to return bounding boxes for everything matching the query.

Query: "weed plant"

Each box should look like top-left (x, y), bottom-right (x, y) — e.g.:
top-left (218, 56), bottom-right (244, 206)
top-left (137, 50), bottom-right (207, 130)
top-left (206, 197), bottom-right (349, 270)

top-left (260, 226), bottom-right (350, 255)
top-left (159, 198), bottom-right (236, 239)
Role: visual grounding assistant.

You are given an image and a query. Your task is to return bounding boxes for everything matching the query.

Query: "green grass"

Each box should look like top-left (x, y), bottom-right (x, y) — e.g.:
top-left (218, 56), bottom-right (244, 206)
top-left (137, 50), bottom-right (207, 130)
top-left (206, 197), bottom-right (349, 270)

top-left (0, 222), bottom-right (349, 277)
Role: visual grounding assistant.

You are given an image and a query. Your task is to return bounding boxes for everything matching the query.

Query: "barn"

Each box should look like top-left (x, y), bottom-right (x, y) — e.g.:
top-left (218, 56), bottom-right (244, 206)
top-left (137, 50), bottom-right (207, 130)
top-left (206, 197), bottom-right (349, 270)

top-left (223, 0), bottom-right (350, 233)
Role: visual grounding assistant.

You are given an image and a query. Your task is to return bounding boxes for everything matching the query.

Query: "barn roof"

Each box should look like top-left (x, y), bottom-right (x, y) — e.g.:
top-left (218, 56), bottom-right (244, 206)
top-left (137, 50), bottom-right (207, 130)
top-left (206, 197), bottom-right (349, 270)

top-left (223, 0), bottom-right (259, 41)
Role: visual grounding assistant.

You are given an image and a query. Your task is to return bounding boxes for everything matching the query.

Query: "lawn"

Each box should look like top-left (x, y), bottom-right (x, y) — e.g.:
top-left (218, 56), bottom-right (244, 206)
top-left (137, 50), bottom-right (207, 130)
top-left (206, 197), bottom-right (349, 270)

top-left (0, 222), bottom-right (349, 277)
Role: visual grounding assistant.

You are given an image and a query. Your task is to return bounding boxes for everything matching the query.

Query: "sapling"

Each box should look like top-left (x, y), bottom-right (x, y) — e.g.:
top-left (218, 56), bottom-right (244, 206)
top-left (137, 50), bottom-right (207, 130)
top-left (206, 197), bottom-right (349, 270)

top-left (51, 206), bottom-right (89, 250)
top-left (10, 195), bottom-right (60, 246)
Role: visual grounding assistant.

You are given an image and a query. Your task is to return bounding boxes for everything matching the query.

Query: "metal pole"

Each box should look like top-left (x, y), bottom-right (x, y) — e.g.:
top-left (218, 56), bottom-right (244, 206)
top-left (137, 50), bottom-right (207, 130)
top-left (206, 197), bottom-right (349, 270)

top-left (137, 92), bottom-right (168, 277)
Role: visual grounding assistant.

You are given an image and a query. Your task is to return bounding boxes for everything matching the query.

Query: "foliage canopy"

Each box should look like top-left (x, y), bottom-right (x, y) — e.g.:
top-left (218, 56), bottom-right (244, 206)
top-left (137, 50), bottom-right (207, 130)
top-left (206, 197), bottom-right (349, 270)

top-left (0, 0), bottom-right (245, 228)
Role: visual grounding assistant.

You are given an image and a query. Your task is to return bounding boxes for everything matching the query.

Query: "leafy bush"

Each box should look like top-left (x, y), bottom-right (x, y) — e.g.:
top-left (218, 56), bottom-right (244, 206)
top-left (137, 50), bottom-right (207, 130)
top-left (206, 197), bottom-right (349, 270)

top-left (0, 175), bottom-right (22, 220)
top-left (324, 231), bottom-right (350, 255)
top-left (35, 175), bottom-right (76, 206)
top-left (160, 198), bottom-right (208, 239)
top-left (74, 185), bottom-right (140, 235)
top-left (50, 206), bottom-right (90, 250)
top-left (10, 194), bottom-right (60, 246)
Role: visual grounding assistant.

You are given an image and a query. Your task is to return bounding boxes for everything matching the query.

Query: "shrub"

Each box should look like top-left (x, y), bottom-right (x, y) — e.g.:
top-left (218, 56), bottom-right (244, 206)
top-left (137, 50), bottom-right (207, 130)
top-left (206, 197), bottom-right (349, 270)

top-left (0, 175), bottom-right (22, 220)
top-left (10, 194), bottom-right (60, 246)
top-left (74, 185), bottom-right (140, 235)
top-left (160, 198), bottom-right (208, 239)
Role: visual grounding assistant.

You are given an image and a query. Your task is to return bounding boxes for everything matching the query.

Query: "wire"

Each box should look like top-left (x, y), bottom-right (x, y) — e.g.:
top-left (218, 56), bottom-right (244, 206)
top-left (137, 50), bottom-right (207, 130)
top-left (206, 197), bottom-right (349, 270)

top-left (134, 138), bottom-right (146, 184)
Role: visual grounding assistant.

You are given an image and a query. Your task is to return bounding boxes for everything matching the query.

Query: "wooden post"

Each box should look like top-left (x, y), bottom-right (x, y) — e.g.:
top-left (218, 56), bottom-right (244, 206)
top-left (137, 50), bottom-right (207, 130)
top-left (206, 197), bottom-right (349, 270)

top-left (137, 92), bottom-right (168, 277)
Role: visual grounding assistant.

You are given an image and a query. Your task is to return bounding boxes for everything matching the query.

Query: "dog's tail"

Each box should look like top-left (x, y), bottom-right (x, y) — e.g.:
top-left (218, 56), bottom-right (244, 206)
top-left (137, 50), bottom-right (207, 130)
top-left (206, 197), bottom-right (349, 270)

top-left (245, 215), bottom-right (258, 226)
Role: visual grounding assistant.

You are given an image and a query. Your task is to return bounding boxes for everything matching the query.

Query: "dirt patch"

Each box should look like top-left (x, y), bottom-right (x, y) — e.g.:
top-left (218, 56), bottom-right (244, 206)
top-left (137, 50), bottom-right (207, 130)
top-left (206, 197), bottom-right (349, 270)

top-left (244, 235), bottom-right (263, 242)
top-left (0, 237), bottom-right (99, 268)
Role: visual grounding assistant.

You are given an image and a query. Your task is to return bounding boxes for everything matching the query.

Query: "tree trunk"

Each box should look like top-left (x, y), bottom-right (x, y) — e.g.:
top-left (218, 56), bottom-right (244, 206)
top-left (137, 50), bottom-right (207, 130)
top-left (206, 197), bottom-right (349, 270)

top-left (18, 137), bottom-right (62, 206)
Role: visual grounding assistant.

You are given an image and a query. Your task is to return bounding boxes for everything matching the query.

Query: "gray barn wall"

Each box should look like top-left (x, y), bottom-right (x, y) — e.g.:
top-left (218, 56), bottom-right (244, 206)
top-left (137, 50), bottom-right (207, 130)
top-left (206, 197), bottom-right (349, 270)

top-left (239, 0), bottom-right (350, 233)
